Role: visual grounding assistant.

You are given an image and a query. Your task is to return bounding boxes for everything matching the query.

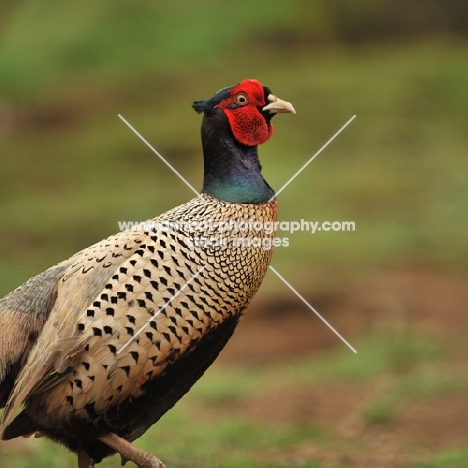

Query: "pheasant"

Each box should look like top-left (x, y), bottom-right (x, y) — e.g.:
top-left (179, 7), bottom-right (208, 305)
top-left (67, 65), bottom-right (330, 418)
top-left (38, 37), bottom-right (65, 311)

top-left (0, 79), bottom-right (295, 467)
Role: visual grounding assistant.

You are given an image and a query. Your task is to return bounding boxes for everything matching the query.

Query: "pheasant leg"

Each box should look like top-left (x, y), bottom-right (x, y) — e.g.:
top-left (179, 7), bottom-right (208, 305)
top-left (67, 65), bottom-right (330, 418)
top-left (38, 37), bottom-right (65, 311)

top-left (99, 433), bottom-right (166, 468)
top-left (77, 450), bottom-right (95, 468)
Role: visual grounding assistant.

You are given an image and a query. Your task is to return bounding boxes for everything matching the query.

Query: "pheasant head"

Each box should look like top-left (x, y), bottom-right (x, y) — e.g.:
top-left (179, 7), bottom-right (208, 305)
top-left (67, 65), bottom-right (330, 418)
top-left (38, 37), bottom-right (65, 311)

top-left (193, 79), bottom-right (295, 203)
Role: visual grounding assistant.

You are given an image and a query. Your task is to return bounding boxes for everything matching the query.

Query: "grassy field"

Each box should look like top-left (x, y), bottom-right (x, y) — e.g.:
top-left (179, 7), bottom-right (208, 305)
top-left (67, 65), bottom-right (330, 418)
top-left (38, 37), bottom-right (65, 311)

top-left (1, 1), bottom-right (467, 467)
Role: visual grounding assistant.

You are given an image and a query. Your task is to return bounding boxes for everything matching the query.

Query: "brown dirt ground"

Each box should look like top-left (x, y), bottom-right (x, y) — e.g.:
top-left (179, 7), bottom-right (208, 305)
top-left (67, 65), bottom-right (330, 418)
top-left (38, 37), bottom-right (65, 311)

top-left (213, 267), bottom-right (468, 468)
top-left (220, 267), bottom-right (468, 365)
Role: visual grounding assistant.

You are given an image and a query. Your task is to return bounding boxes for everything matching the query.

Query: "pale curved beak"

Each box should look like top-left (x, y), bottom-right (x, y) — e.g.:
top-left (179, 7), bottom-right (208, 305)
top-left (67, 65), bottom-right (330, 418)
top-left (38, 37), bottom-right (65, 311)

top-left (262, 94), bottom-right (296, 114)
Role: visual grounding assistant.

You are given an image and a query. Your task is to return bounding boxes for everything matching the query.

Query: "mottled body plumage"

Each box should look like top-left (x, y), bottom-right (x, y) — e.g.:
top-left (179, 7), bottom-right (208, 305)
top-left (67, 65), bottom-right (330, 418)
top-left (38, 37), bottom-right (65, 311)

top-left (2, 195), bottom-right (276, 462)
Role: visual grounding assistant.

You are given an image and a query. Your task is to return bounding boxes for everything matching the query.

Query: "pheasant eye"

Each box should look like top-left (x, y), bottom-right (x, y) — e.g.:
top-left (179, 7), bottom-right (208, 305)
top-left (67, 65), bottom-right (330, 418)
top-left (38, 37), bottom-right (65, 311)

top-left (234, 94), bottom-right (248, 106)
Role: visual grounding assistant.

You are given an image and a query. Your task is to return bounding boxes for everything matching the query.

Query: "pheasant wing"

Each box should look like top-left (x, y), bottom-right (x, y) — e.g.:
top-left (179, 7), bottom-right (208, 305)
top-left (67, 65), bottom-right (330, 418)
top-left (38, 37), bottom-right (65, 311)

top-left (0, 227), bottom-right (148, 426)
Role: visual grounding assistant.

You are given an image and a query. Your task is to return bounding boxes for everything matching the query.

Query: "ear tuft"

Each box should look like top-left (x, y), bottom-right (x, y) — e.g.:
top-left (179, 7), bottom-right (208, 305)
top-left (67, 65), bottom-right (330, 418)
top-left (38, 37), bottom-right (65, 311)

top-left (192, 85), bottom-right (234, 114)
top-left (192, 99), bottom-right (211, 114)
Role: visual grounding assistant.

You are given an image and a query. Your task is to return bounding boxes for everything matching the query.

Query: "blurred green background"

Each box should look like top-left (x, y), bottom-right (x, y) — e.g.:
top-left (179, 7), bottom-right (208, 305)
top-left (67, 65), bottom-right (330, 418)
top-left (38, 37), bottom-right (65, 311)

top-left (1, 1), bottom-right (467, 467)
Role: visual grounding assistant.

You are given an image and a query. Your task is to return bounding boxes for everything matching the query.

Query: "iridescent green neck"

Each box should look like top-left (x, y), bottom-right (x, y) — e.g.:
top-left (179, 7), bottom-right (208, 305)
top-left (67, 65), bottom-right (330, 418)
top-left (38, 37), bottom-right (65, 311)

top-left (200, 110), bottom-right (274, 204)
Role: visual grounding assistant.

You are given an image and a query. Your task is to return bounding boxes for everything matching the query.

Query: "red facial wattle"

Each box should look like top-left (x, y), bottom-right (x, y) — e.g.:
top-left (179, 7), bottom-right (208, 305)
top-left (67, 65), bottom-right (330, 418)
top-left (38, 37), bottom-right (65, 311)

top-left (214, 79), bottom-right (274, 146)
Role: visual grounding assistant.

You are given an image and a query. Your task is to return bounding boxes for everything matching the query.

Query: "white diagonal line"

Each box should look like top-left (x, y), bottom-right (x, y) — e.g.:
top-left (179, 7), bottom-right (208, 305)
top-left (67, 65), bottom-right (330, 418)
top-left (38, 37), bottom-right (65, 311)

top-left (117, 265), bottom-right (206, 354)
top-left (268, 265), bottom-right (357, 353)
top-left (269, 115), bottom-right (356, 202)
top-left (118, 114), bottom-right (200, 196)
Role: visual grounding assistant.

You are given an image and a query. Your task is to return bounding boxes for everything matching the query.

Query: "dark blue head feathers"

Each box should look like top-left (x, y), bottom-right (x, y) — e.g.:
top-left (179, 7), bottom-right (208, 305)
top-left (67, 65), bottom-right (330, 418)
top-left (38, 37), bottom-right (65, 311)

top-left (192, 85), bottom-right (233, 114)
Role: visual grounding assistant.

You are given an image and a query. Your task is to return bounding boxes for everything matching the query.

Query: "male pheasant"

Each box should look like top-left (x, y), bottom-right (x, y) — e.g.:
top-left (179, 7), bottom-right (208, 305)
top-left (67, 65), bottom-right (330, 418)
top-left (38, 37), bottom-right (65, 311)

top-left (0, 79), bottom-right (295, 467)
